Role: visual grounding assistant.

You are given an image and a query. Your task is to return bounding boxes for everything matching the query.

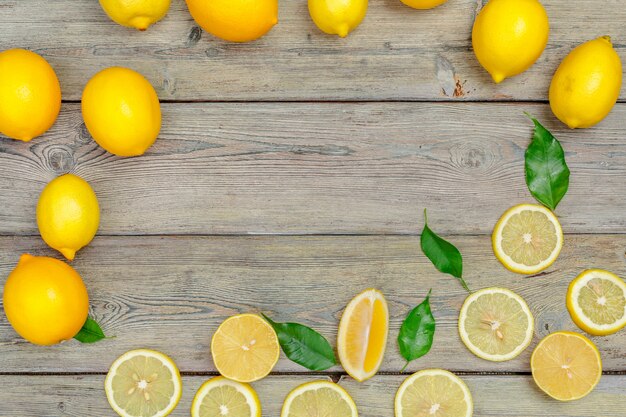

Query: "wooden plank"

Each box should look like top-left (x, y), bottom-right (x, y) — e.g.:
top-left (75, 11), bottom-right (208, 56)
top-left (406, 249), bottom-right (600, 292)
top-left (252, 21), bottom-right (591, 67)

top-left (0, 374), bottom-right (624, 416)
top-left (1, 0), bottom-right (624, 101)
top-left (1, 102), bottom-right (625, 235)
top-left (1, 235), bottom-right (624, 373)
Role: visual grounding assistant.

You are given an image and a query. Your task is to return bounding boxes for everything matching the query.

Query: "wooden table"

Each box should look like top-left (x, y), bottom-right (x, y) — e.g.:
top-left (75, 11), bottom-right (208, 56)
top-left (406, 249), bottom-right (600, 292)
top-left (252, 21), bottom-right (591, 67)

top-left (1, 1), bottom-right (625, 415)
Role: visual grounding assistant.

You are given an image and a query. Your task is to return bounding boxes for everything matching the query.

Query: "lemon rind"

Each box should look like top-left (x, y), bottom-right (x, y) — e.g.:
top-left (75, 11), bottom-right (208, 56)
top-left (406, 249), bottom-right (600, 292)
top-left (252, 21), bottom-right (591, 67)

top-left (281, 380), bottom-right (358, 417)
top-left (191, 376), bottom-right (261, 417)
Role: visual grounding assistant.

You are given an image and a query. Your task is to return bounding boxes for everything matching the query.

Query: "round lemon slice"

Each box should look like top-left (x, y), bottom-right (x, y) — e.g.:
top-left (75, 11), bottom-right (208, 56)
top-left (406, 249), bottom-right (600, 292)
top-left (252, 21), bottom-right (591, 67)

top-left (105, 349), bottom-right (182, 417)
top-left (211, 314), bottom-right (280, 383)
top-left (459, 287), bottom-right (534, 362)
top-left (337, 288), bottom-right (389, 382)
top-left (281, 380), bottom-right (358, 417)
top-left (395, 369), bottom-right (473, 417)
top-left (531, 331), bottom-right (602, 401)
top-left (567, 269), bottom-right (626, 336)
top-left (492, 204), bottom-right (563, 274)
top-left (191, 376), bottom-right (261, 417)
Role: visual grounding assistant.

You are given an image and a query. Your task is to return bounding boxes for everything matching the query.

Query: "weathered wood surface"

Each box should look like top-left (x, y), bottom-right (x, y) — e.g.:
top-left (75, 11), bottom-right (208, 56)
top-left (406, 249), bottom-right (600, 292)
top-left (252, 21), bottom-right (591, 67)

top-left (1, 235), bottom-right (624, 373)
top-left (1, 0), bottom-right (625, 101)
top-left (1, 103), bottom-right (626, 235)
top-left (1, 374), bottom-right (625, 417)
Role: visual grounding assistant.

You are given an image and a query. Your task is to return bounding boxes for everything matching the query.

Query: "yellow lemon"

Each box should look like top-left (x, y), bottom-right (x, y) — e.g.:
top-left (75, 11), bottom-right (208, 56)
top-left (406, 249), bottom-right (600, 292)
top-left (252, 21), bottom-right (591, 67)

top-left (549, 36), bottom-right (622, 129)
top-left (2, 254), bottom-right (89, 346)
top-left (472, 0), bottom-right (549, 83)
top-left (185, 0), bottom-right (278, 43)
top-left (192, 377), bottom-right (261, 417)
top-left (37, 174), bottom-right (100, 261)
top-left (281, 381), bottom-right (358, 417)
top-left (99, 0), bottom-right (171, 31)
top-left (400, 0), bottom-right (448, 9)
top-left (82, 67), bottom-right (161, 157)
top-left (309, 0), bottom-right (368, 38)
top-left (0, 49), bottom-right (61, 141)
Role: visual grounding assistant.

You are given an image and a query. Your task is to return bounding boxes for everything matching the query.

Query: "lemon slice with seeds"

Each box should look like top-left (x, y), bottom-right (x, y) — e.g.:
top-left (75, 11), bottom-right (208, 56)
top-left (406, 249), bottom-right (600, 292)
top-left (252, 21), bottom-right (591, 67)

top-left (492, 204), bottom-right (563, 274)
top-left (105, 349), bottom-right (182, 417)
top-left (567, 269), bottom-right (626, 336)
top-left (459, 287), bottom-right (534, 362)
top-left (395, 369), bottom-right (473, 417)
top-left (281, 380), bottom-right (358, 417)
top-left (191, 376), bottom-right (261, 417)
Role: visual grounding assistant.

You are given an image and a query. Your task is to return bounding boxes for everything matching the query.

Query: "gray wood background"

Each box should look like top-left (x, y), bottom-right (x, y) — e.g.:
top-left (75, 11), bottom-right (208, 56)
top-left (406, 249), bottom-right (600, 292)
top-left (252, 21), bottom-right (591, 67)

top-left (1, 0), bottom-right (625, 416)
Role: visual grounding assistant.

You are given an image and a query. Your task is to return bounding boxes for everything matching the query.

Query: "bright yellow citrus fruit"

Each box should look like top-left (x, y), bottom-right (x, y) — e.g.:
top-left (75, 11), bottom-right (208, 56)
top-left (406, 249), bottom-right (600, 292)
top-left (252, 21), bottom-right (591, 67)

top-left (459, 287), bottom-right (534, 362)
top-left (567, 269), bottom-right (626, 336)
top-left (395, 369), bottom-right (473, 417)
top-left (192, 376), bottom-right (261, 417)
top-left (308, 0), bottom-right (368, 38)
top-left (337, 288), bottom-right (388, 382)
top-left (472, 0), bottom-right (549, 83)
top-left (400, 0), bottom-right (448, 9)
top-left (0, 49), bottom-right (61, 141)
top-left (492, 203), bottom-right (563, 275)
top-left (281, 380), bottom-right (358, 417)
top-left (2, 254), bottom-right (89, 346)
top-left (549, 36), bottom-right (623, 129)
top-left (185, 0), bottom-right (278, 43)
top-left (99, 0), bottom-right (171, 30)
top-left (82, 67), bottom-right (161, 157)
top-left (211, 314), bottom-right (280, 383)
top-left (531, 331), bottom-right (602, 401)
top-left (36, 174), bottom-right (100, 261)
top-left (105, 349), bottom-right (182, 417)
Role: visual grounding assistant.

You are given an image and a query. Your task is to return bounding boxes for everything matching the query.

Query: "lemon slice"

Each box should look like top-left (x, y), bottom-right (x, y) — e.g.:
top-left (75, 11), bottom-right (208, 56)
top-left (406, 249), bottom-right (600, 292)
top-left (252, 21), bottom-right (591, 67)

top-left (395, 369), bottom-right (473, 417)
top-left (191, 376), bottom-right (261, 417)
top-left (281, 380), bottom-right (358, 417)
top-left (459, 287), bottom-right (534, 362)
top-left (567, 269), bottom-right (626, 336)
top-left (492, 204), bottom-right (563, 274)
top-left (211, 314), bottom-right (280, 383)
top-left (105, 349), bottom-right (182, 417)
top-left (337, 288), bottom-right (389, 382)
top-left (531, 331), bottom-right (602, 401)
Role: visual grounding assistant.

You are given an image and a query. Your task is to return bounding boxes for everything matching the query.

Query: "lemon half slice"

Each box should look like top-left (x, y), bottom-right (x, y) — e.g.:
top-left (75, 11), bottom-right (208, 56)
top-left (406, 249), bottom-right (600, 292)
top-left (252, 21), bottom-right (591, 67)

top-left (105, 349), bottom-right (182, 417)
top-left (281, 380), bottom-right (358, 417)
top-left (567, 269), bottom-right (626, 336)
top-left (191, 376), bottom-right (261, 417)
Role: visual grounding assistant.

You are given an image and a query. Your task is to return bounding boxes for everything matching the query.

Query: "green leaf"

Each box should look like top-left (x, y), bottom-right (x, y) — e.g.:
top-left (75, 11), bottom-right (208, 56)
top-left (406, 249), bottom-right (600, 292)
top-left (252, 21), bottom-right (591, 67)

top-left (524, 114), bottom-right (570, 211)
top-left (420, 209), bottom-right (470, 292)
top-left (398, 290), bottom-right (435, 371)
top-left (262, 314), bottom-right (336, 371)
top-left (73, 317), bottom-right (106, 344)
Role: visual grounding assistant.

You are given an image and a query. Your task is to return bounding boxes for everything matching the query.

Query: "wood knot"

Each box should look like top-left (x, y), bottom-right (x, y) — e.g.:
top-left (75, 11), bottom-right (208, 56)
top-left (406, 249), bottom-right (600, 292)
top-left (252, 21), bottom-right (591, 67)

top-left (187, 25), bottom-right (202, 47)
top-left (45, 145), bottom-right (75, 174)
top-left (77, 122), bottom-right (93, 145)
top-left (449, 143), bottom-right (493, 171)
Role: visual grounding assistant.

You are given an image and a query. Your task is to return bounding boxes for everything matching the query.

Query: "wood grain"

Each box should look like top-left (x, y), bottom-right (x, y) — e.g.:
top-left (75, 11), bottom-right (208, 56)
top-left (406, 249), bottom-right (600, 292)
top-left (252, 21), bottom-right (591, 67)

top-left (1, 0), bottom-right (624, 101)
top-left (1, 374), bottom-right (624, 416)
top-left (1, 235), bottom-right (624, 373)
top-left (1, 103), bottom-right (625, 235)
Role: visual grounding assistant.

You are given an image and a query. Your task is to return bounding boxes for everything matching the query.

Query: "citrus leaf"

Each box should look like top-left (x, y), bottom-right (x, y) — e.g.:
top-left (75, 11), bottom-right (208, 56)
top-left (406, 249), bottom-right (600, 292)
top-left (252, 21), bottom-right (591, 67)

top-left (525, 114), bottom-right (570, 211)
top-left (421, 209), bottom-right (470, 292)
top-left (262, 314), bottom-right (336, 371)
top-left (73, 317), bottom-right (106, 343)
top-left (398, 290), bottom-right (435, 371)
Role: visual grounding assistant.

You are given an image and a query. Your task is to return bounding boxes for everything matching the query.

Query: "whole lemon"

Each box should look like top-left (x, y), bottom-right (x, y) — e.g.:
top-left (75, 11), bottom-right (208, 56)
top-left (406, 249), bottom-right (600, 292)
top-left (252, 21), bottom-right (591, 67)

top-left (401, 0), bottom-right (448, 9)
top-left (472, 0), bottom-right (549, 83)
top-left (185, 0), bottom-right (278, 43)
top-left (37, 174), bottom-right (100, 261)
top-left (309, 0), bottom-right (368, 38)
top-left (549, 36), bottom-right (623, 129)
top-left (3, 254), bottom-right (89, 346)
top-left (0, 49), bottom-right (61, 141)
top-left (82, 67), bottom-right (161, 157)
top-left (99, 0), bottom-right (171, 30)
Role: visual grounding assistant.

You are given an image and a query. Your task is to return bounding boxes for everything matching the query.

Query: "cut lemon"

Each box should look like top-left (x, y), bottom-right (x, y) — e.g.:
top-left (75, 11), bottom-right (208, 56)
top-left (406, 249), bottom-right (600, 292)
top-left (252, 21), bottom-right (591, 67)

top-left (567, 269), bottom-right (626, 336)
top-left (211, 314), bottom-right (280, 383)
top-left (492, 204), bottom-right (563, 274)
top-left (531, 331), bottom-right (602, 401)
top-left (281, 380), bottom-right (358, 417)
top-left (395, 369), bottom-right (473, 417)
top-left (337, 288), bottom-right (389, 382)
top-left (459, 287), bottom-right (534, 362)
top-left (105, 349), bottom-right (182, 417)
top-left (191, 376), bottom-right (261, 417)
